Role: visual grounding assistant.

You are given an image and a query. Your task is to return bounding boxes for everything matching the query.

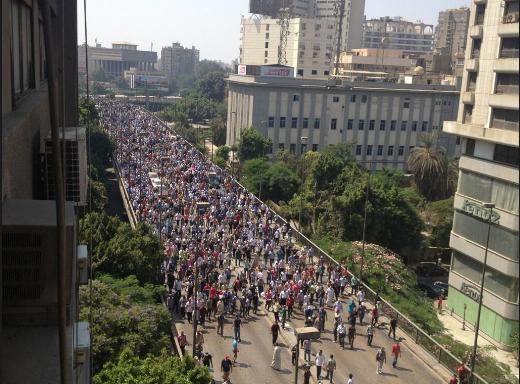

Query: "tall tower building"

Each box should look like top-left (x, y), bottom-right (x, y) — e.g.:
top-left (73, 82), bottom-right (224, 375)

top-left (443, 0), bottom-right (519, 349)
top-left (435, 7), bottom-right (471, 66)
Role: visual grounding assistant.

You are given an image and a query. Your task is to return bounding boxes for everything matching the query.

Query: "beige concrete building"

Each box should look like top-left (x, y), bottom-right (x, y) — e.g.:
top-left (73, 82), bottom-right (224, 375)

top-left (227, 73), bottom-right (461, 171)
top-left (435, 7), bottom-right (471, 67)
top-left (78, 41), bottom-right (158, 78)
top-left (362, 17), bottom-right (434, 55)
top-left (240, 0), bottom-right (365, 79)
top-left (160, 42), bottom-right (200, 78)
top-left (443, 0), bottom-right (519, 349)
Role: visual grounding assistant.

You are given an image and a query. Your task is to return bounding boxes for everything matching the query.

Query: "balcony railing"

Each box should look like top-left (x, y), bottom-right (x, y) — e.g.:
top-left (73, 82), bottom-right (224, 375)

top-left (500, 48), bottom-right (520, 58)
top-left (503, 12), bottom-right (520, 24)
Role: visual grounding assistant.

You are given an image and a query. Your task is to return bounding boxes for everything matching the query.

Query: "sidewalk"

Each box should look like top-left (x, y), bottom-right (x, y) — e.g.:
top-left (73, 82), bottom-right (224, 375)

top-left (437, 303), bottom-right (519, 378)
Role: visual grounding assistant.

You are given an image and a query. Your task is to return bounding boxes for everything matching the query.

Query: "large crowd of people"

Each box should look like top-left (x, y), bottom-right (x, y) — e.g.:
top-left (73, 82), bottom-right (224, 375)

top-left (98, 100), bottom-right (463, 384)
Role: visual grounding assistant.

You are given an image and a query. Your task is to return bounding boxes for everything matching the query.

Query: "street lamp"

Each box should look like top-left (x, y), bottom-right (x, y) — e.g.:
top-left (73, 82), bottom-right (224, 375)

top-left (298, 136), bottom-right (308, 236)
top-left (469, 202), bottom-right (495, 384)
top-left (360, 176), bottom-right (370, 285)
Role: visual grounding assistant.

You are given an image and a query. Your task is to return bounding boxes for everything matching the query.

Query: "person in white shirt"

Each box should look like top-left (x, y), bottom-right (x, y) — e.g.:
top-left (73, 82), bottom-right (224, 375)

top-left (315, 350), bottom-right (325, 380)
top-left (346, 373), bottom-right (354, 384)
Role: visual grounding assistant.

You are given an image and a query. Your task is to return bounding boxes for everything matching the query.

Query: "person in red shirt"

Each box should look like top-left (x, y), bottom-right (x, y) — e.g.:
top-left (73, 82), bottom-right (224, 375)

top-left (371, 306), bottom-right (379, 326)
top-left (391, 341), bottom-right (401, 368)
top-left (449, 373), bottom-right (458, 384)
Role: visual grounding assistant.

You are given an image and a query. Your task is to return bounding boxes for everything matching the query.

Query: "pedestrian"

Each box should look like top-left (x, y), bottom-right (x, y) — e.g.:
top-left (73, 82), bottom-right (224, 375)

top-left (217, 313), bottom-right (225, 336)
top-left (234, 315), bottom-right (242, 342)
top-left (347, 373), bottom-right (354, 384)
top-left (221, 355), bottom-right (233, 383)
top-left (303, 338), bottom-right (312, 362)
top-left (202, 352), bottom-right (213, 368)
top-left (371, 305), bottom-right (379, 326)
top-left (348, 325), bottom-right (356, 349)
top-left (177, 331), bottom-right (187, 355)
top-left (315, 350), bottom-right (325, 380)
top-left (438, 293), bottom-right (445, 313)
top-left (326, 354), bottom-right (336, 383)
top-left (449, 373), bottom-right (458, 384)
top-left (195, 330), bottom-right (205, 350)
top-left (291, 344), bottom-right (297, 366)
top-left (376, 347), bottom-right (386, 375)
top-left (303, 364), bottom-right (312, 384)
top-left (232, 337), bottom-right (239, 363)
top-left (388, 317), bottom-right (398, 340)
top-left (391, 340), bottom-right (401, 368)
top-left (271, 342), bottom-right (282, 370)
top-left (337, 321), bottom-right (346, 348)
top-left (366, 324), bottom-right (374, 346)
top-left (271, 321), bottom-right (280, 345)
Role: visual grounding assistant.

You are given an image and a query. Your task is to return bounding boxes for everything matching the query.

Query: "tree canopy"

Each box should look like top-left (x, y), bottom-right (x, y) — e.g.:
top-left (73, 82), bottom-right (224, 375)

top-left (236, 127), bottom-right (271, 162)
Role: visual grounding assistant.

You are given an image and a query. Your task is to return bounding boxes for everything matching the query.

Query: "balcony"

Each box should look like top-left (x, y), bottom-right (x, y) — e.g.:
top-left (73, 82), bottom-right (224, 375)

top-left (462, 91), bottom-right (475, 105)
top-left (469, 25), bottom-right (483, 39)
top-left (443, 121), bottom-right (520, 146)
top-left (489, 93), bottom-right (520, 110)
top-left (494, 58), bottom-right (520, 73)
top-left (466, 58), bottom-right (479, 71)
top-left (503, 12), bottom-right (520, 24)
top-left (498, 20), bottom-right (519, 37)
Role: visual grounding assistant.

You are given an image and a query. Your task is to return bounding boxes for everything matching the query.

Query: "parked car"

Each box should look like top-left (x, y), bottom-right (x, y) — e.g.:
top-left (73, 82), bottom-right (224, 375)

top-left (417, 281), bottom-right (448, 299)
top-left (433, 281), bottom-right (449, 297)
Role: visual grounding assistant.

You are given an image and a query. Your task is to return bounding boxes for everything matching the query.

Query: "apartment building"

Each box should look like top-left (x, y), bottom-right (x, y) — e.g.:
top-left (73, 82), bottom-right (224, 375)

top-left (240, 0), bottom-right (365, 79)
top-left (362, 17), bottom-right (434, 55)
top-left (2, 0), bottom-right (90, 382)
top-left (443, 0), bottom-right (519, 349)
top-left (435, 7), bottom-right (471, 65)
top-left (227, 72), bottom-right (460, 171)
top-left (160, 42), bottom-right (200, 78)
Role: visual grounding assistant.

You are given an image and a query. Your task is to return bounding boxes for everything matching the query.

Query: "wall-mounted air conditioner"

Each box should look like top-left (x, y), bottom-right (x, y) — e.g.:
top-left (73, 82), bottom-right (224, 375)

top-left (41, 126), bottom-right (88, 206)
top-left (74, 321), bottom-right (91, 384)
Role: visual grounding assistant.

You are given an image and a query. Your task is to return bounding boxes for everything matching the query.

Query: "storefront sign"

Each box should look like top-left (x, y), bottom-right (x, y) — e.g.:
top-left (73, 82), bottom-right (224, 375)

top-left (237, 65), bottom-right (247, 75)
top-left (462, 199), bottom-right (500, 224)
top-left (260, 66), bottom-right (294, 77)
top-left (461, 282), bottom-right (481, 302)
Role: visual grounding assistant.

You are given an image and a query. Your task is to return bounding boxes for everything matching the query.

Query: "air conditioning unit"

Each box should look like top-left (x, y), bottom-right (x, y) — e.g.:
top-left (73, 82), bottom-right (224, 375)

top-left (41, 126), bottom-right (88, 206)
top-left (77, 245), bottom-right (88, 285)
top-left (2, 199), bottom-right (76, 325)
top-left (74, 321), bottom-right (91, 384)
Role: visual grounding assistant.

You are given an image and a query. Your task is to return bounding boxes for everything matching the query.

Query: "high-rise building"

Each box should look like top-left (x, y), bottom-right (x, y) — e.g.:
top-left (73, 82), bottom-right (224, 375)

top-left (240, 0), bottom-right (365, 79)
top-left (443, 0), bottom-right (519, 349)
top-left (3, 0), bottom-right (90, 382)
top-left (435, 7), bottom-right (471, 67)
top-left (362, 17), bottom-right (434, 55)
top-left (160, 43), bottom-right (200, 78)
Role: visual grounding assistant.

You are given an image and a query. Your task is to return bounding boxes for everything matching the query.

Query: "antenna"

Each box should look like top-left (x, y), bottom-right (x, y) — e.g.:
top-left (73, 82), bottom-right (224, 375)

top-left (333, 0), bottom-right (346, 76)
top-left (278, 6), bottom-right (290, 65)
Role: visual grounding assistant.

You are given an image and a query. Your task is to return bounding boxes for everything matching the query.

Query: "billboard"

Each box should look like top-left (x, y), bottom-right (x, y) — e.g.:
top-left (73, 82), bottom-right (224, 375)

top-left (238, 65), bottom-right (247, 75)
top-left (259, 65), bottom-right (294, 77)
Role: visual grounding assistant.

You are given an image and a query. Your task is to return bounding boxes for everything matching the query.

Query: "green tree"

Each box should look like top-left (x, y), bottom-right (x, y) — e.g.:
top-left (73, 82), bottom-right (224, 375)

top-left (79, 97), bottom-right (99, 126)
top-left (407, 133), bottom-right (452, 201)
top-left (426, 197), bottom-right (454, 248)
top-left (197, 72), bottom-right (226, 102)
top-left (311, 143), bottom-right (354, 190)
top-left (90, 179), bottom-right (108, 212)
top-left (215, 145), bottom-right (230, 162)
top-left (93, 350), bottom-right (211, 384)
top-left (210, 116), bottom-right (227, 146)
top-left (264, 162), bottom-right (300, 202)
top-left (236, 127), bottom-right (271, 162)
top-left (241, 158), bottom-right (270, 195)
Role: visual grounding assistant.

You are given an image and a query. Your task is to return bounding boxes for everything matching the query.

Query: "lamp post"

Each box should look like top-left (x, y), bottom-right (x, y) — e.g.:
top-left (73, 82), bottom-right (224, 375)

top-left (360, 177), bottom-right (370, 285)
top-left (258, 121), bottom-right (268, 200)
top-left (469, 202), bottom-right (495, 384)
top-left (298, 136), bottom-right (308, 237)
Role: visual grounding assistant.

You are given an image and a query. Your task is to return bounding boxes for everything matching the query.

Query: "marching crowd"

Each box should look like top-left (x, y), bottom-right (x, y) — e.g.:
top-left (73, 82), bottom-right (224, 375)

top-left (98, 100), bottom-right (466, 384)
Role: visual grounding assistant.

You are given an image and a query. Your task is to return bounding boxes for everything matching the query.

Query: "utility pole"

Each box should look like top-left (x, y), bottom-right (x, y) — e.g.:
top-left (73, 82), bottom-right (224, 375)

top-left (278, 5), bottom-right (291, 65)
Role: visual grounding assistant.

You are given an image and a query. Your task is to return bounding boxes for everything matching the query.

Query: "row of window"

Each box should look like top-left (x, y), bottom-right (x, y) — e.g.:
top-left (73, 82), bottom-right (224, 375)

top-left (355, 144), bottom-right (410, 157)
top-left (267, 116), bottom-right (430, 131)
top-left (277, 143), bottom-right (319, 154)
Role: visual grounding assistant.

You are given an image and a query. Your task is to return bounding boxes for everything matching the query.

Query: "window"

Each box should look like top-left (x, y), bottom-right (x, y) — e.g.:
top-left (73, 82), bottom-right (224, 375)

top-left (422, 121), bottom-right (428, 131)
top-left (388, 146), bottom-right (394, 156)
top-left (458, 170), bottom-right (519, 213)
top-left (293, 94), bottom-right (300, 102)
top-left (312, 144), bottom-right (319, 151)
top-left (412, 121), bottom-right (418, 131)
top-left (324, 70), bottom-right (330, 76)
top-left (358, 120), bottom-right (365, 130)
top-left (278, 143), bottom-right (284, 150)
top-left (356, 145), bottom-right (362, 155)
top-left (291, 117), bottom-right (298, 128)
top-left (403, 99), bottom-right (410, 108)
top-left (266, 24), bottom-right (270, 31)
top-left (11, 0), bottom-right (35, 99)
top-left (331, 118), bottom-right (337, 130)
top-left (398, 146), bottom-right (404, 156)
top-left (265, 42), bottom-right (269, 48)
top-left (369, 120), bottom-right (375, 130)
top-left (452, 251), bottom-right (518, 302)
top-left (379, 120), bottom-right (386, 131)
top-left (303, 118), bottom-right (309, 128)
top-left (409, 146), bottom-right (415, 153)
top-left (314, 118), bottom-right (320, 129)
top-left (350, 95), bottom-right (356, 103)
top-left (474, 3), bottom-right (486, 25)
top-left (377, 145), bottom-right (383, 156)
top-left (290, 144), bottom-right (296, 154)
top-left (504, 1), bottom-right (520, 23)
top-left (496, 73), bottom-right (519, 95)
top-left (453, 211), bottom-right (518, 261)
top-left (265, 51), bottom-right (269, 58)
top-left (494, 144), bottom-right (520, 167)
top-left (332, 96), bottom-right (340, 103)
top-left (311, 70), bottom-right (318, 75)
top-left (267, 144), bottom-right (273, 154)
top-left (491, 108), bottom-right (519, 131)
top-left (265, 33), bottom-right (270, 39)
top-left (280, 117), bottom-right (286, 128)
top-left (456, 136), bottom-right (461, 145)
top-left (463, 105), bottom-right (473, 124)
top-left (467, 71), bottom-right (478, 92)
top-left (297, 69), bottom-right (304, 76)
top-left (347, 119), bottom-right (353, 130)
top-left (361, 95), bottom-right (368, 103)
top-left (465, 138), bottom-right (475, 156)
top-left (390, 120), bottom-right (396, 131)
top-left (471, 38), bottom-right (481, 59)
top-left (268, 117), bottom-right (275, 128)
top-left (315, 23), bottom-right (321, 30)
top-left (401, 121), bottom-right (407, 131)
top-left (366, 145), bottom-right (373, 156)
top-left (301, 144), bottom-right (307, 154)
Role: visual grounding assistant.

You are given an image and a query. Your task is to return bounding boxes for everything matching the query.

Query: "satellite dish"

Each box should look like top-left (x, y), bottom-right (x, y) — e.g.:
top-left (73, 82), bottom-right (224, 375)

top-left (381, 37), bottom-right (390, 48)
top-left (414, 66), bottom-right (425, 76)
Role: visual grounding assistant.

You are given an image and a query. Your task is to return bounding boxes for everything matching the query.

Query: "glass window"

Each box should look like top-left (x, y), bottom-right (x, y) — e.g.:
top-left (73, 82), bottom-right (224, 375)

top-left (377, 145), bottom-right (383, 156)
top-left (278, 143), bottom-right (284, 150)
top-left (361, 95), bottom-right (368, 103)
top-left (494, 144), bottom-right (519, 167)
top-left (314, 118), bottom-right (320, 129)
top-left (356, 145), bottom-right (362, 155)
top-left (347, 119), bottom-right (353, 130)
top-left (379, 120), bottom-right (386, 131)
top-left (398, 146), bottom-right (404, 156)
top-left (452, 251), bottom-right (518, 303)
top-left (303, 118), bottom-right (309, 128)
top-left (366, 145), bottom-right (373, 155)
top-left (369, 120), bottom-right (375, 130)
top-left (390, 120), bottom-right (396, 131)
top-left (465, 138), bottom-right (475, 156)
top-left (412, 121), bottom-right (418, 131)
top-left (293, 94), bottom-right (300, 102)
top-left (312, 144), bottom-right (319, 151)
top-left (291, 117), bottom-right (298, 128)
top-left (422, 121), bottom-right (428, 131)
top-left (388, 146), bottom-right (394, 156)
top-left (358, 120), bottom-right (364, 130)
top-left (268, 117), bottom-right (275, 128)
top-left (280, 117), bottom-right (286, 128)
top-left (453, 210), bottom-right (519, 260)
top-left (401, 121), bottom-right (407, 131)
top-left (332, 96), bottom-right (340, 103)
top-left (290, 144), bottom-right (296, 154)
top-left (350, 95), bottom-right (356, 103)
top-left (331, 118), bottom-right (337, 130)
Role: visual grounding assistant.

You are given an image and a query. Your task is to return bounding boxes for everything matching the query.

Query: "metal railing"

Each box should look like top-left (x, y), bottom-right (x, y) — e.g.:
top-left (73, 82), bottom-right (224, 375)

top-left (125, 104), bottom-right (490, 384)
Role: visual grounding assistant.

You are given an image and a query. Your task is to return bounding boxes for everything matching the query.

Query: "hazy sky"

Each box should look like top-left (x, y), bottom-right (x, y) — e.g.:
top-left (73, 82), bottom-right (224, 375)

top-left (77, 0), bottom-right (470, 63)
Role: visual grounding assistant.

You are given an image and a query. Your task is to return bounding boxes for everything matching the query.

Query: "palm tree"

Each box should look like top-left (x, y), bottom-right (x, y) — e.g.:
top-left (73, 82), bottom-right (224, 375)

top-left (407, 132), bottom-right (450, 201)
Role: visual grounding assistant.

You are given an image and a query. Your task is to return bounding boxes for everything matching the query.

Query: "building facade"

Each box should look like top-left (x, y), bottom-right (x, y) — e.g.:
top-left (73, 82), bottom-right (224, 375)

top-left (338, 48), bottom-right (418, 79)
top-left (227, 73), bottom-right (460, 170)
top-left (240, 0), bottom-right (365, 79)
top-left (443, 0), bottom-right (519, 349)
top-left (435, 7), bottom-right (471, 68)
top-left (3, 0), bottom-right (89, 382)
top-left (78, 41), bottom-right (157, 78)
top-left (362, 17), bottom-right (434, 55)
top-left (160, 42), bottom-right (200, 78)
